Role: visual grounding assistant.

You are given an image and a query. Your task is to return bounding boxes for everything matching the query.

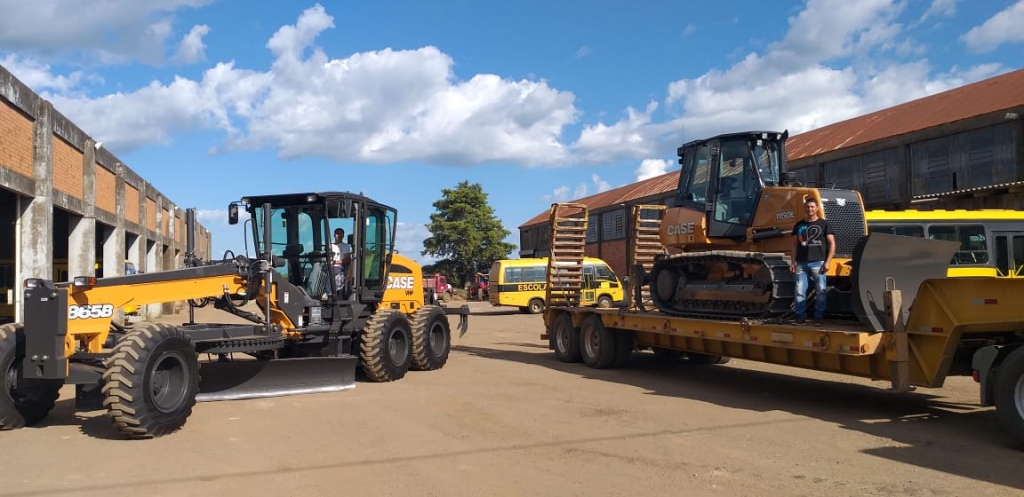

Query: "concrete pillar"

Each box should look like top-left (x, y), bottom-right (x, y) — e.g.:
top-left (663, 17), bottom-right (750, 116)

top-left (136, 182), bottom-right (148, 274)
top-left (69, 140), bottom-right (98, 279)
top-left (16, 99), bottom-right (54, 323)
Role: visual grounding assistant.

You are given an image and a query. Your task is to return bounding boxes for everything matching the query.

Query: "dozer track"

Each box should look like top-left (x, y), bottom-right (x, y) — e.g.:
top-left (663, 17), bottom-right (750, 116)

top-left (649, 250), bottom-right (796, 320)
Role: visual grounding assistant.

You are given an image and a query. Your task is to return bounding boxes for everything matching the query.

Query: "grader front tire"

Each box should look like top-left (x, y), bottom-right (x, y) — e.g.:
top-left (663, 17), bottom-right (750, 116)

top-left (101, 323), bottom-right (200, 439)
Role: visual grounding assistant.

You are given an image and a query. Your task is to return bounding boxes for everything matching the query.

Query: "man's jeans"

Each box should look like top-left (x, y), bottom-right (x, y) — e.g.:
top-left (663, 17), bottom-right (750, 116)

top-left (794, 261), bottom-right (827, 320)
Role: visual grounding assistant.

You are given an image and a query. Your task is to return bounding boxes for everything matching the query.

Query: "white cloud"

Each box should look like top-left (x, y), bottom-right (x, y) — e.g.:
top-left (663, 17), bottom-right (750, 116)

top-left (635, 159), bottom-right (672, 181)
top-left (961, 0), bottom-right (1024, 52)
top-left (174, 24), bottom-right (210, 64)
top-left (30, 5), bottom-right (581, 165)
top-left (921, 0), bottom-right (959, 21)
top-left (394, 222), bottom-right (436, 266)
top-left (575, 45), bottom-right (592, 58)
top-left (542, 174), bottom-right (612, 203)
top-left (0, 0), bottom-right (213, 65)
top-left (0, 54), bottom-right (95, 92)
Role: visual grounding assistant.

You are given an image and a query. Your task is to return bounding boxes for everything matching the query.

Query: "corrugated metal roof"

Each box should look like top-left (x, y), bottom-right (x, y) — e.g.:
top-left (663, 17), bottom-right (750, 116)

top-left (518, 170), bottom-right (680, 228)
top-left (786, 67), bottom-right (1024, 161)
top-left (520, 67), bottom-right (1024, 229)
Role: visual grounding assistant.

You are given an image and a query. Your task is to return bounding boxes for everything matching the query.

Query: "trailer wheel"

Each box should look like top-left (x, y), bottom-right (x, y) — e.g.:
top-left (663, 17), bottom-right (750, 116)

top-left (550, 313), bottom-right (581, 363)
top-left (410, 306), bottom-right (450, 371)
top-left (0, 324), bottom-right (63, 430)
top-left (579, 315), bottom-right (621, 369)
top-left (102, 323), bottom-right (199, 439)
top-left (995, 346), bottom-right (1024, 442)
top-left (528, 299), bottom-right (545, 314)
top-left (652, 347), bottom-right (684, 361)
top-left (360, 309), bottom-right (413, 382)
top-left (687, 353), bottom-right (731, 365)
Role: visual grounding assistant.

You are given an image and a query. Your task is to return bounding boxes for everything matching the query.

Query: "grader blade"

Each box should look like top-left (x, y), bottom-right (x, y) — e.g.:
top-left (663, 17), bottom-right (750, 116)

top-left (849, 233), bottom-right (960, 332)
top-left (195, 355), bottom-right (357, 402)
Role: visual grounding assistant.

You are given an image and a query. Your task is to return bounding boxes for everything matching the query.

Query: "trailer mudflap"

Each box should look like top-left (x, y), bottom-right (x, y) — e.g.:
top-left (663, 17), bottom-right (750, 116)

top-left (195, 355), bottom-right (357, 402)
top-left (850, 233), bottom-right (960, 332)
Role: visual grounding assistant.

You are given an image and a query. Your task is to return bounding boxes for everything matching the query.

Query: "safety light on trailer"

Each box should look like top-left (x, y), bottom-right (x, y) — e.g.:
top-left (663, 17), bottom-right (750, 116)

top-left (73, 276), bottom-right (97, 289)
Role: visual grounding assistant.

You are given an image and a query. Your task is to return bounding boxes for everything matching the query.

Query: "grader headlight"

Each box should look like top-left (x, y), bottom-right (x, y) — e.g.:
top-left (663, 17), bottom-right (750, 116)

top-left (73, 276), bottom-right (97, 289)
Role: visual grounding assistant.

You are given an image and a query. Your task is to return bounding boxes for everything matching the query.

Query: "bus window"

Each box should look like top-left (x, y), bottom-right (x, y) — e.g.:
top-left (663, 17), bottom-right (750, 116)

top-left (594, 263), bottom-right (619, 283)
top-left (869, 224), bottom-right (925, 237)
top-left (928, 225), bottom-right (988, 265)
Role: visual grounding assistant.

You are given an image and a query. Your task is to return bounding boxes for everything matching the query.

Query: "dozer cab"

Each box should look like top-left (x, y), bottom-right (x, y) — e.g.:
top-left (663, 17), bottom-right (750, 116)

top-left (0, 191), bottom-right (468, 439)
top-left (647, 131), bottom-right (956, 330)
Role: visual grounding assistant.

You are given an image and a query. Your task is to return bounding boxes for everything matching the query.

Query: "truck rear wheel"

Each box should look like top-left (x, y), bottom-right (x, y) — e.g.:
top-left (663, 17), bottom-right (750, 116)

top-left (551, 313), bottom-right (581, 363)
top-left (995, 347), bottom-right (1024, 442)
top-left (360, 310), bottom-right (413, 382)
top-left (0, 324), bottom-right (62, 430)
top-left (410, 306), bottom-right (450, 371)
top-left (579, 315), bottom-right (621, 369)
top-left (102, 323), bottom-right (200, 439)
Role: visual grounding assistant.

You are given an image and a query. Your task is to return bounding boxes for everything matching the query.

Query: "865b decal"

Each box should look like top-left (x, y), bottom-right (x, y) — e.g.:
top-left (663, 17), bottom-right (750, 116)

top-left (69, 304), bottom-right (115, 319)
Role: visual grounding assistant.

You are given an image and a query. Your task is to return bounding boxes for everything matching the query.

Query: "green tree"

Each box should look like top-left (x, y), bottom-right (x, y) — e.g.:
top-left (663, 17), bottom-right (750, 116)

top-left (422, 181), bottom-right (517, 287)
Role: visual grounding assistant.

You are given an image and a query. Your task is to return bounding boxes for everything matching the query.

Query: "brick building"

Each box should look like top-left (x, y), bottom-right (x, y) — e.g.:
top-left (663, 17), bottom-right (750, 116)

top-left (1, 63), bottom-right (212, 324)
top-left (517, 67), bottom-right (1024, 278)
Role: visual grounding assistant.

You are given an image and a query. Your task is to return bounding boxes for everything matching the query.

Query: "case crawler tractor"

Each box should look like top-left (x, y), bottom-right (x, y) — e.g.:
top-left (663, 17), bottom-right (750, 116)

top-left (0, 191), bottom-right (468, 439)
top-left (647, 130), bottom-right (954, 330)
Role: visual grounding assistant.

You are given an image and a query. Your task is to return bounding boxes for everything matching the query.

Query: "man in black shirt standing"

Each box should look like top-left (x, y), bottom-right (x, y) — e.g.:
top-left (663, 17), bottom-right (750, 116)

top-left (789, 198), bottom-right (835, 325)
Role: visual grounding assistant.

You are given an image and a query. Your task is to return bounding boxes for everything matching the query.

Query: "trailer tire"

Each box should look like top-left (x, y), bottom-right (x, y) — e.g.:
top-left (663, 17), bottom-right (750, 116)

top-left (360, 310), bottom-right (413, 382)
top-left (0, 324), bottom-right (63, 430)
top-left (995, 346), bottom-right (1024, 443)
top-left (580, 315), bottom-right (620, 369)
top-left (101, 323), bottom-right (199, 439)
top-left (410, 306), bottom-right (450, 371)
top-left (550, 313), bottom-right (582, 363)
top-left (652, 347), bottom-right (684, 361)
top-left (687, 353), bottom-right (731, 366)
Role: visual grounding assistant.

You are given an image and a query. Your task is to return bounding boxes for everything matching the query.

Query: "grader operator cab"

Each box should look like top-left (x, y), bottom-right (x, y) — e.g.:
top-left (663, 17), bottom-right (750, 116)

top-left (0, 191), bottom-right (467, 439)
top-left (648, 131), bottom-right (955, 331)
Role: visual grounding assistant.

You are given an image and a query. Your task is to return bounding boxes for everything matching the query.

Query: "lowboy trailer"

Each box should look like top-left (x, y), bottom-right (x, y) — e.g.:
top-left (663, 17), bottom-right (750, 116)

top-left (540, 202), bottom-right (1024, 447)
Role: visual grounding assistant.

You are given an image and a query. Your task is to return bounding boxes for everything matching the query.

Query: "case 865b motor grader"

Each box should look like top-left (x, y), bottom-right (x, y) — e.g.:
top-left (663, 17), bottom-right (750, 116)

top-left (0, 191), bottom-right (468, 439)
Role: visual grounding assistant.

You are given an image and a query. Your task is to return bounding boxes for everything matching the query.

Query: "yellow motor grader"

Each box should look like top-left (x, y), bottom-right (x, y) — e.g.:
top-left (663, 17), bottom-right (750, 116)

top-left (0, 191), bottom-right (468, 439)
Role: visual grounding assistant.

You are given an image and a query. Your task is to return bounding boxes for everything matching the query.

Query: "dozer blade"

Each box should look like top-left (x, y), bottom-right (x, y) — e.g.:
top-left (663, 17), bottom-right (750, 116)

top-left (849, 233), bottom-right (960, 332)
top-left (195, 355), bottom-right (357, 402)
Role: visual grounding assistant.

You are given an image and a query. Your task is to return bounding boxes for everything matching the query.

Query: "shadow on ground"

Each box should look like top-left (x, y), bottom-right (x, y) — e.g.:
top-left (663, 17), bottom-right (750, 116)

top-left (453, 342), bottom-right (1024, 490)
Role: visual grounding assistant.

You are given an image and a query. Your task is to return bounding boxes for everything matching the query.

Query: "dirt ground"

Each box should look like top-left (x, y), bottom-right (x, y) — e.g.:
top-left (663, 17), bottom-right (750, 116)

top-left (2, 301), bottom-right (1023, 497)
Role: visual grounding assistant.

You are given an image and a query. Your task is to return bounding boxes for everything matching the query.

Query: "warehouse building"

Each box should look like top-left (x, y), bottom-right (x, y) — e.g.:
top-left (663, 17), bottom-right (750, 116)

top-left (1, 63), bottom-right (212, 325)
top-left (518, 67), bottom-right (1024, 277)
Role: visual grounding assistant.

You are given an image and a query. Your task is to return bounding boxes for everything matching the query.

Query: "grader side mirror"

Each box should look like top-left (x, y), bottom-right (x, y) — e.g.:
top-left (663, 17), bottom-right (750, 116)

top-left (228, 204), bottom-right (239, 225)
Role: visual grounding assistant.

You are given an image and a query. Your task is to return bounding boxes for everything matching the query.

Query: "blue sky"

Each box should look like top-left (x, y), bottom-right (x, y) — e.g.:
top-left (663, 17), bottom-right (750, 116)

top-left (1, 0), bottom-right (1022, 266)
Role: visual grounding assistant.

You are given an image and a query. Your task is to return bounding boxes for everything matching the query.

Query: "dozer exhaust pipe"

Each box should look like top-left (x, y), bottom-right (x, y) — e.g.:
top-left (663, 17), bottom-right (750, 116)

top-left (848, 233), bottom-right (960, 332)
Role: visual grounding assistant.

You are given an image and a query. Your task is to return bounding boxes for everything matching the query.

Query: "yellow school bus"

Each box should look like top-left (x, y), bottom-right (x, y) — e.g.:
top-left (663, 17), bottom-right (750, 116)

top-left (865, 209), bottom-right (1024, 278)
top-left (489, 256), bottom-right (625, 314)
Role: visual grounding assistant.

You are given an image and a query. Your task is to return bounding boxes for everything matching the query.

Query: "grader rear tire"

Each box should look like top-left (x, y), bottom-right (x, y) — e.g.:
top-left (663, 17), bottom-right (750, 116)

top-left (410, 306), bottom-right (451, 371)
top-left (101, 323), bottom-right (200, 439)
top-left (360, 310), bottom-right (413, 382)
top-left (0, 324), bottom-right (62, 430)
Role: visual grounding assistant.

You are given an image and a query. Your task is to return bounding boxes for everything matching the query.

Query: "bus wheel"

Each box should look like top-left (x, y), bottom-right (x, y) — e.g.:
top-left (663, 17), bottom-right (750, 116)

top-left (528, 299), bottom-right (545, 314)
top-left (597, 295), bottom-right (612, 308)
